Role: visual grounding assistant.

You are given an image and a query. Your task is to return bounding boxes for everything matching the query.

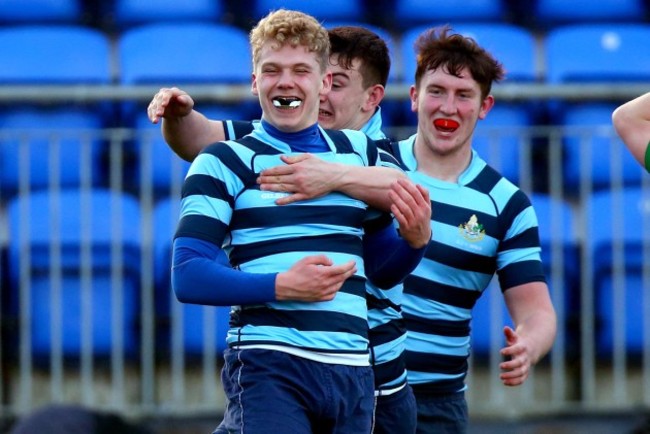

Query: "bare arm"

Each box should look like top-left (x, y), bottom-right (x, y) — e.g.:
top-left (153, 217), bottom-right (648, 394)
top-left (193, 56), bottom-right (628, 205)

top-left (257, 154), bottom-right (408, 212)
top-left (500, 281), bottom-right (557, 387)
top-left (612, 92), bottom-right (650, 169)
top-left (147, 87), bottom-right (225, 162)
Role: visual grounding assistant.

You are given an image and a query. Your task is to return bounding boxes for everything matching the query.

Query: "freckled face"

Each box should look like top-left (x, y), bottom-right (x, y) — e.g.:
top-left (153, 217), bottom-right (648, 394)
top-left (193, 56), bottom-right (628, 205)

top-left (252, 42), bottom-right (332, 132)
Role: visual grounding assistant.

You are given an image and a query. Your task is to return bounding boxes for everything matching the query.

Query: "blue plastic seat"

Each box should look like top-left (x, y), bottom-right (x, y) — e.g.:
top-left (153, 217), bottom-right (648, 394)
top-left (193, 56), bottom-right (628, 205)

top-left (113, 0), bottom-right (224, 27)
top-left (118, 22), bottom-right (251, 85)
top-left (6, 189), bottom-right (142, 357)
top-left (0, 0), bottom-right (82, 23)
top-left (153, 198), bottom-right (230, 357)
top-left (393, 0), bottom-right (507, 30)
top-left (470, 281), bottom-right (512, 357)
top-left (558, 103), bottom-right (644, 193)
top-left (585, 188), bottom-right (650, 356)
top-left (0, 26), bottom-right (112, 196)
top-left (472, 104), bottom-right (534, 186)
top-left (534, 0), bottom-right (646, 28)
top-left (545, 24), bottom-right (650, 84)
top-left (253, 0), bottom-right (363, 22)
top-left (0, 108), bottom-right (106, 196)
top-left (0, 25), bottom-right (111, 84)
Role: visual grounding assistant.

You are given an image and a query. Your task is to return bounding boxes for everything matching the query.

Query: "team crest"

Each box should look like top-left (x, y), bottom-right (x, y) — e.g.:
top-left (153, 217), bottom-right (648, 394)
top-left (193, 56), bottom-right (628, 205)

top-left (459, 214), bottom-right (485, 242)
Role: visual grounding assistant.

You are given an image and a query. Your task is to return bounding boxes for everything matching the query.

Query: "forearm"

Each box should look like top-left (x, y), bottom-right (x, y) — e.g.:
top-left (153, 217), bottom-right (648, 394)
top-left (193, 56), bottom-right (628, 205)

top-left (516, 308), bottom-right (557, 364)
top-left (172, 237), bottom-right (277, 306)
top-left (162, 111), bottom-right (225, 162)
top-left (335, 164), bottom-right (408, 212)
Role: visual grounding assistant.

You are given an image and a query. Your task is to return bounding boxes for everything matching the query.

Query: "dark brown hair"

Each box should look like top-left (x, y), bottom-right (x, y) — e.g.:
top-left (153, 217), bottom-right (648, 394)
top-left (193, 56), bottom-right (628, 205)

top-left (414, 25), bottom-right (505, 99)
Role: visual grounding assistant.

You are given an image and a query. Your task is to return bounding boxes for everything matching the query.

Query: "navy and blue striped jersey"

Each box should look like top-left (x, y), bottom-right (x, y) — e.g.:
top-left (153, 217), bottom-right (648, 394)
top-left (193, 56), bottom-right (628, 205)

top-left (221, 109), bottom-right (410, 392)
top-left (176, 122), bottom-right (389, 366)
top-left (386, 134), bottom-right (546, 395)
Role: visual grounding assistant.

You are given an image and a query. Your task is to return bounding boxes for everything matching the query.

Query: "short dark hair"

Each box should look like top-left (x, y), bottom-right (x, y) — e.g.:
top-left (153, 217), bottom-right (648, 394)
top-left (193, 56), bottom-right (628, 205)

top-left (328, 26), bottom-right (391, 89)
top-left (413, 25), bottom-right (505, 99)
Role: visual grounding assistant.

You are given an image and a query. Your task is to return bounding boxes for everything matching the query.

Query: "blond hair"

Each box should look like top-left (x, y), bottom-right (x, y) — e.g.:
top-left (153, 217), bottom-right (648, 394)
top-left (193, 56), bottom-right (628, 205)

top-left (249, 9), bottom-right (330, 72)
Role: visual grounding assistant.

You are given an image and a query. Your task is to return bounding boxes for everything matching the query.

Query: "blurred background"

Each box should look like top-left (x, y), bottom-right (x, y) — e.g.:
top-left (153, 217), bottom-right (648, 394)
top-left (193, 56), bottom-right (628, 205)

top-left (1, 0), bottom-right (650, 432)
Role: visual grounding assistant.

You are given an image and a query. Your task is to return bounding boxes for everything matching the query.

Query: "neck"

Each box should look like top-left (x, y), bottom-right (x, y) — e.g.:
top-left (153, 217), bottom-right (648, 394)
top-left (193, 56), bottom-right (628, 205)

top-left (413, 136), bottom-right (472, 183)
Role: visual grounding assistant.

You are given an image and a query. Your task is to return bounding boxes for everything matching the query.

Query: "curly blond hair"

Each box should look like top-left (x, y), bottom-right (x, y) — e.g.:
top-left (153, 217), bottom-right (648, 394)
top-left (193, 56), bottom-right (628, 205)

top-left (249, 9), bottom-right (330, 72)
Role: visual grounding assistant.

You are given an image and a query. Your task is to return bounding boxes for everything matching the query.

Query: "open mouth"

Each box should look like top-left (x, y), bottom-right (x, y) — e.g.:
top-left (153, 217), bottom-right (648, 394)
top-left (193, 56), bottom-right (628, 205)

top-left (433, 118), bottom-right (459, 132)
top-left (272, 97), bottom-right (302, 109)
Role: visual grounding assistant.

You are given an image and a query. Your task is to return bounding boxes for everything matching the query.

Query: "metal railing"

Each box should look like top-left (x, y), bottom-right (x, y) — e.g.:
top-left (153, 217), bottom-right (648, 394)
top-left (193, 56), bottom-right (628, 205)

top-left (1, 83), bottom-right (650, 424)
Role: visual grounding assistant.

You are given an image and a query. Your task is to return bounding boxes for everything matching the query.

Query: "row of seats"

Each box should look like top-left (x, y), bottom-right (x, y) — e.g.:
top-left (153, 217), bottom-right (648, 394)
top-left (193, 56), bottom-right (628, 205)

top-left (0, 0), bottom-right (647, 30)
top-left (3, 187), bottom-right (647, 358)
top-left (3, 22), bottom-right (650, 86)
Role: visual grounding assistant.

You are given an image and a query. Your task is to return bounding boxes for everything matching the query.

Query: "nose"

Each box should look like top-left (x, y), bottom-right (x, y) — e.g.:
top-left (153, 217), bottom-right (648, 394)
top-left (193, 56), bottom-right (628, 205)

top-left (440, 94), bottom-right (457, 115)
top-left (277, 69), bottom-right (294, 88)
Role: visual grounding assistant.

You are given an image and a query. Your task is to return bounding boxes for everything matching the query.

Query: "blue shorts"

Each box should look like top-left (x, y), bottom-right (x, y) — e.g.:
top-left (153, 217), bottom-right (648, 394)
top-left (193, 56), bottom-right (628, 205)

top-left (414, 391), bottom-right (468, 434)
top-left (214, 348), bottom-right (375, 434)
top-left (372, 384), bottom-right (417, 434)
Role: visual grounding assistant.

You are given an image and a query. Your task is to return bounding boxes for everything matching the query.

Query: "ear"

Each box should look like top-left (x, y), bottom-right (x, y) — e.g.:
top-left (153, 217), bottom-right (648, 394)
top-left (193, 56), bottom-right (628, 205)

top-left (409, 85), bottom-right (418, 113)
top-left (251, 73), bottom-right (259, 96)
top-left (362, 84), bottom-right (385, 113)
top-left (320, 70), bottom-right (333, 97)
top-left (478, 94), bottom-right (495, 120)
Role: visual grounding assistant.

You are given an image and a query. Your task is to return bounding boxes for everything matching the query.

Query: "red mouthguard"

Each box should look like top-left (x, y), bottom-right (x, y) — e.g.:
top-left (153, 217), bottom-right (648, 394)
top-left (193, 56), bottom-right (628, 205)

top-left (433, 119), bottom-right (459, 129)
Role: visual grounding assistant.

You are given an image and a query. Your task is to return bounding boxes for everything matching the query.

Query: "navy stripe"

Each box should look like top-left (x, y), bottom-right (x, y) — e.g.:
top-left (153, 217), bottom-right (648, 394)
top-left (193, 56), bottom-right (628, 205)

top-left (182, 174), bottom-right (234, 207)
top-left (230, 340), bottom-right (369, 355)
top-left (498, 260), bottom-right (546, 289)
top-left (324, 129), bottom-right (354, 154)
top-left (411, 377), bottom-right (466, 395)
top-left (175, 214), bottom-right (228, 246)
top-left (465, 165), bottom-right (501, 195)
top-left (236, 135), bottom-right (285, 155)
top-left (424, 240), bottom-right (497, 274)
top-left (367, 293), bottom-right (401, 312)
top-left (368, 319), bottom-right (406, 346)
top-left (499, 226), bottom-right (541, 252)
top-left (406, 350), bottom-right (468, 375)
top-left (201, 142), bottom-right (258, 188)
top-left (362, 212), bottom-right (393, 235)
top-left (372, 357), bottom-right (406, 389)
top-left (432, 201), bottom-right (498, 236)
top-left (403, 275), bottom-right (481, 309)
top-left (364, 135), bottom-right (379, 166)
top-left (229, 233), bottom-right (363, 266)
top-left (231, 205), bottom-right (366, 231)
top-left (234, 305), bottom-right (368, 337)
top-left (227, 120), bottom-right (255, 140)
top-left (403, 312), bottom-right (471, 337)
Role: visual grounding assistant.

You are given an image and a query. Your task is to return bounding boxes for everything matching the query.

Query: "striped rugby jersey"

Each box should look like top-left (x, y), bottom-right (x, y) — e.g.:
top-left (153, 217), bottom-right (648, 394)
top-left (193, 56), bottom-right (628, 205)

top-left (177, 121), bottom-right (393, 366)
top-left (383, 134), bottom-right (546, 394)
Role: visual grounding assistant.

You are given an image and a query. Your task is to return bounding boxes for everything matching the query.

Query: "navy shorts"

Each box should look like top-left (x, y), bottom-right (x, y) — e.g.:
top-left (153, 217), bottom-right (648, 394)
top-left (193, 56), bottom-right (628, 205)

top-left (214, 348), bottom-right (375, 434)
top-left (414, 391), bottom-right (468, 434)
top-left (372, 384), bottom-right (417, 434)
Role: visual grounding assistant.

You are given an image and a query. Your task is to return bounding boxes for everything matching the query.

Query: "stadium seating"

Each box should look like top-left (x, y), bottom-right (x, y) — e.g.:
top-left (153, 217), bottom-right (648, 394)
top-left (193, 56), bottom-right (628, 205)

top-left (252, 0), bottom-right (363, 22)
top-left (470, 280), bottom-right (512, 357)
top-left (533, 0), bottom-right (647, 28)
top-left (586, 188), bottom-right (650, 356)
top-left (0, 108), bottom-right (106, 196)
top-left (545, 24), bottom-right (650, 84)
top-left (557, 102), bottom-right (644, 193)
top-left (6, 189), bottom-right (142, 357)
top-left (112, 0), bottom-right (224, 27)
top-left (0, 0), bottom-right (82, 23)
top-left (0, 25), bottom-right (113, 196)
top-left (153, 198), bottom-right (230, 357)
top-left (392, 0), bottom-right (507, 30)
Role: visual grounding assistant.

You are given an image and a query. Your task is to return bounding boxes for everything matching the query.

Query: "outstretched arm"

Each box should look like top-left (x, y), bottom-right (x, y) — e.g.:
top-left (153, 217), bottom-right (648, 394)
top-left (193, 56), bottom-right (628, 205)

top-left (499, 281), bottom-right (557, 387)
top-left (257, 154), bottom-right (408, 212)
top-left (147, 87), bottom-right (226, 162)
top-left (612, 92), bottom-right (650, 170)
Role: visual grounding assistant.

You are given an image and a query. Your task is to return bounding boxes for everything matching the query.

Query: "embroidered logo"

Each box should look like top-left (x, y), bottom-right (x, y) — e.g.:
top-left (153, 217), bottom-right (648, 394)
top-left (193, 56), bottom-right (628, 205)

top-left (459, 214), bottom-right (485, 242)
